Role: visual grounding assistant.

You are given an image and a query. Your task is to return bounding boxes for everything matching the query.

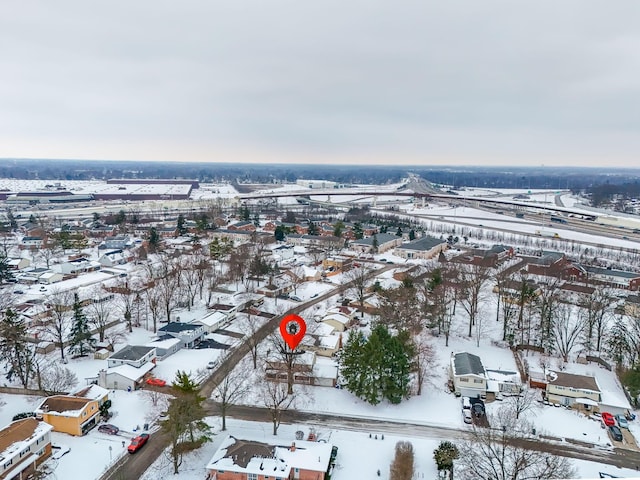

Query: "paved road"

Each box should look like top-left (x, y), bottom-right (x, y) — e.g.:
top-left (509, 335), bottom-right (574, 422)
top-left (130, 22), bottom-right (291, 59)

top-left (213, 403), bottom-right (640, 471)
top-left (103, 265), bottom-right (392, 480)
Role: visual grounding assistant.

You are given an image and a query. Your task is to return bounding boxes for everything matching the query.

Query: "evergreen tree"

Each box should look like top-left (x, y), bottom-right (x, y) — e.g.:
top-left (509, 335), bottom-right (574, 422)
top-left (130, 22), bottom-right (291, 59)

top-left (0, 254), bottom-right (15, 284)
top-left (148, 227), bottom-right (161, 253)
top-left (353, 222), bottom-right (364, 239)
top-left (433, 441), bottom-right (459, 480)
top-left (0, 309), bottom-right (36, 388)
top-left (67, 293), bottom-right (96, 357)
top-left (338, 325), bottom-right (413, 405)
top-left (274, 225), bottom-right (286, 242)
top-left (333, 220), bottom-right (345, 238)
top-left (241, 205), bottom-right (251, 221)
top-left (253, 213), bottom-right (260, 227)
top-left (396, 226), bottom-right (403, 237)
top-left (177, 214), bottom-right (187, 235)
top-left (308, 221), bottom-right (318, 236)
top-left (371, 234), bottom-right (379, 254)
top-left (409, 229), bottom-right (416, 241)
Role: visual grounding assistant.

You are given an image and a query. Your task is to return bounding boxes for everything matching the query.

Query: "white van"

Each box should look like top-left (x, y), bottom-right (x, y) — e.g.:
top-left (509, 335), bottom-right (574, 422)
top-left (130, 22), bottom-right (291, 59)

top-left (461, 397), bottom-right (471, 410)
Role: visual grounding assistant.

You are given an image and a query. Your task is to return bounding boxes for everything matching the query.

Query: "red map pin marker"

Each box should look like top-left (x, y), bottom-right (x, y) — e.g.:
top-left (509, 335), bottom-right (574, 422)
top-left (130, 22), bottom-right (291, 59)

top-left (279, 314), bottom-right (307, 351)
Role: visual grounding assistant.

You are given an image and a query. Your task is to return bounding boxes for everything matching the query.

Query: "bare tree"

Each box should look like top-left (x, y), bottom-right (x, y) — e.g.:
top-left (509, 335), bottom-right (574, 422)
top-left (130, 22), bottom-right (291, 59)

top-left (458, 264), bottom-right (491, 337)
top-left (267, 332), bottom-right (302, 395)
top-left (212, 356), bottom-right (251, 431)
top-left (86, 288), bottom-right (113, 342)
top-left (504, 388), bottom-right (538, 420)
top-left (553, 303), bottom-right (583, 362)
top-left (42, 289), bottom-right (73, 360)
top-left (389, 441), bottom-right (414, 480)
top-left (262, 379), bottom-right (296, 435)
top-left (288, 264), bottom-right (306, 295)
top-left (347, 264), bottom-right (373, 318)
top-left (103, 326), bottom-right (129, 352)
top-left (145, 283), bottom-right (163, 333)
top-left (413, 333), bottom-right (436, 396)
top-left (579, 286), bottom-right (613, 354)
top-left (239, 312), bottom-right (261, 369)
top-left (457, 407), bottom-right (575, 480)
top-left (35, 358), bottom-right (78, 395)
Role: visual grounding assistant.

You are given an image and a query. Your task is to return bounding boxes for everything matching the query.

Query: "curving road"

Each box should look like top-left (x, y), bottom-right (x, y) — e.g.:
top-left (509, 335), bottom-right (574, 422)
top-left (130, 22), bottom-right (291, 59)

top-left (102, 265), bottom-right (393, 480)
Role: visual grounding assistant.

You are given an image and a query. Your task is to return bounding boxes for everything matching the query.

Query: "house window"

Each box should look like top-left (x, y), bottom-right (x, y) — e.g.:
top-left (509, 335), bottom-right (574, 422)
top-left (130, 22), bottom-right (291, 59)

top-left (460, 378), bottom-right (469, 382)
top-left (474, 379), bottom-right (483, 384)
top-left (4, 460), bottom-right (12, 469)
top-left (248, 474), bottom-right (257, 480)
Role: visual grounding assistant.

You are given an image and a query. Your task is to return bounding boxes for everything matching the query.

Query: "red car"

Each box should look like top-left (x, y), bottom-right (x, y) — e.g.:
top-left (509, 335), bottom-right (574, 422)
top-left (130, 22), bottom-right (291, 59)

top-left (127, 433), bottom-right (150, 453)
top-left (146, 377), bottom-right (166, 387)
top-left (601, 412), bottom-right (616, 427)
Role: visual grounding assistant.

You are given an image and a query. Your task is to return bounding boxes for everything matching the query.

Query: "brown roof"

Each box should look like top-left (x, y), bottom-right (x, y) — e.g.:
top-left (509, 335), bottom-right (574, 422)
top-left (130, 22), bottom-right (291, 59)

top-left (548, 371), bottom-right (600, 392)
top-left (0, 418), bottom-right (38, 453)
top-left (39, 395), bottom-right (92, 414)
top-left (223, 438), bottom-right (275, 468)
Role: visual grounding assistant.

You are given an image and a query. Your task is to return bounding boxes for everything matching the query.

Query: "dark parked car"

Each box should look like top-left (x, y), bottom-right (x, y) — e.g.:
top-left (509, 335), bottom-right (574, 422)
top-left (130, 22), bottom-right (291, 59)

top-left (471, 403), bottom-right (485, 417)
top-left (98, 424), bottom-right (119, 435)
top-left (609, 425), bottom-right (623, 442)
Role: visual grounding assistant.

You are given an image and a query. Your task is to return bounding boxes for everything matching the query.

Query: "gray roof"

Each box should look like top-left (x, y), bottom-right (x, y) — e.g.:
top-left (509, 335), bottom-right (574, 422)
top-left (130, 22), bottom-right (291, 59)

top-left (110, 345), bottom-right (155, 361)
top-left (159, 322), bottom-right (200, 333)
top-left (352, 233), bottom-right (399, 246)
top-left (453, 352), bottom-right (485, 376)
top-left (585, 266), bottom-right (640, 279)
top-left (398, 235), bottom-right (446, 251)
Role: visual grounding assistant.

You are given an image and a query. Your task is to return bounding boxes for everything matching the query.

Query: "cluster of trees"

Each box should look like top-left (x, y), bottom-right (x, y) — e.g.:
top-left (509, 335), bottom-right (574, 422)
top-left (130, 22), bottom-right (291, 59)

top-left (339, 325), bottom-right (414, 404)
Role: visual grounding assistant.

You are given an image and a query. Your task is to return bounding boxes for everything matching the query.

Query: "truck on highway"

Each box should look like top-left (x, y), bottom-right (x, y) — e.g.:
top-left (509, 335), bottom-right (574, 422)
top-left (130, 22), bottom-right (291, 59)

top-left (535, 230), bottom-right (560, 238)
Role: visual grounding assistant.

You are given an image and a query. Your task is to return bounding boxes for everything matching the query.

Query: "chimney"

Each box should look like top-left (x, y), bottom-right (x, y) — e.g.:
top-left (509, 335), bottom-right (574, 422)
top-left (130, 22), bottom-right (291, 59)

top-left (290, 442), bottom-right (296, 452)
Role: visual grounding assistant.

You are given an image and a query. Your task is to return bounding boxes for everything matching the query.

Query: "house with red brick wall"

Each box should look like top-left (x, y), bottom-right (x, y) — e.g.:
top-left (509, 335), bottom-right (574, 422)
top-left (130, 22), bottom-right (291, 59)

top-left (206, 436), bottom-right (332, 480)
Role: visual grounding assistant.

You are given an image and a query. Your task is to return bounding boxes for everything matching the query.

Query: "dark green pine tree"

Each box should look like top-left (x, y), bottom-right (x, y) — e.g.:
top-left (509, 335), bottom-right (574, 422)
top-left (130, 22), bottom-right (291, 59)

top-left (0, 254), bottom-right (15, 284)
top-left (338, 331), bottom-right (367, 397)
top-left (0, 308), bottom-right (36, 388)
top-left (308, 221), bottom-right (318, 236)
top-left (353, 222), bottom-right (364, 239)
top-left (409, 229), bottom-right (416, 241)
top-left (148, 227), bottom-right (161, 253)
top-left (339, 325), bottom-right (414, 405)
top-left (607, 317), bottom-right (630, 368)
top-left (274, 225), bottom-right (286, 242)
top-left (396, 226), bottom-right (403, 237)
top-left (177, 214), bottom-right (187, 235)
top-left (67, 293), bottom-right (96, 357)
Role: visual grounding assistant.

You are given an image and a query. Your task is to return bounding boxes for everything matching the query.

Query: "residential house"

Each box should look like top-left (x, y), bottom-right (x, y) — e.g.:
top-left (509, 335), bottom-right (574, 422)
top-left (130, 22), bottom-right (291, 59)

top-left (266, 351), bottom-right (338, 388)
top-left (227, 221), bottom-right (257, 232)
top-left (350, 233), bottom-right (402, 254)
top-left (320, 312), bottom-right (351, 333)
top-left (71, 384), bottom-right (110, 408)
top-left (19, 236), bottom-right (43, 250)
top-left (585, 266), bottom-right (640, 291)
top-left (285, 234), bottom-right (344, 250)
top-left (56, 258), bottom-right (101, 275)
top-left (206, 435), bottom-right (332, 480)
top-left (108, 345), bottom-right (157, 369)
top-left (322, 256), bottom-right (352, 274)
top-left (146, 335), bottom-right (183, 360)
top-left (625, 294), bottom-right (640, 317)
top-left (158, 322), bottom-right (205, 348)
top-left (6, 257), bottom-right (30, 270)
top-left (394, 236), bottom-right (448, 260)
top-left (191, 311), bottom-right (229, 334)
top-left (0, 418), bottom-right (53, 480)
top-left (97, 362), bottom-right (156, 391)
top-left (272, 244), bottom-right (295, 262)
top-left (98, 250), bottom-right (128, 267)
top-left (484, 369), bottom-right (521, 398)
top-left (449, 352), bottom-right (487, 398)
top-left (544, 371), bottom-right (601, 412)
top-left (103, 235), bottom-right (130, 250)
top-left (34, 395), bottom-right (100, 436)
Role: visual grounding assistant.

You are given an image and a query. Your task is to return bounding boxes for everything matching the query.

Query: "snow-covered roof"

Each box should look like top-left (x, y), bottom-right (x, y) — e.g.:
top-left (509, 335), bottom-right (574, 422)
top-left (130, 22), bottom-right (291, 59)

top-left (192, 311), bottom-right (228, 327)
top-left (106, 362), bottom-right (155, 381)
top-left (322, 312), bottom-right (350, 325)
top-left (206, 435), bottom-right (332, 477)
top-left (0, 418), bottom-right (53, 460)
top-left (34, 395), bottom-right (93, 417)
top-left (147, 337), bottom-right (182, 349)
top-left (599, 389), bottom-right (631, 410)
top-left (71, 384), bottom-right (109, 401)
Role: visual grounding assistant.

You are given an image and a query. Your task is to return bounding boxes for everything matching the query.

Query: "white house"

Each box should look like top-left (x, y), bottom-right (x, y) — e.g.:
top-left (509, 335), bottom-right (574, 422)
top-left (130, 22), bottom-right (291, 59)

top-left (449, 352), bottom-right (487, 398)
top-left (146, 336), bottom-right (182, 360)
top-left (98, 362), bottom-right (156, 391)
top-left (0, 418), bottom-right (53, 480)
top-left (108, 345), bottom-right (156, 369)
top-left (395, 235), bottom-right (448, 260)
top-left (158, 322), bottom-right (205, 348)
top-left (191, 311), bottom-right (228, 334)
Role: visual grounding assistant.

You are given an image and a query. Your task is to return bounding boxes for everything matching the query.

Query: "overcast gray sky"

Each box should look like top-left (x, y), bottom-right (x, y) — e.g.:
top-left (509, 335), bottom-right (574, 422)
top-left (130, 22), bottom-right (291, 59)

top-left (1, 1), bottom-right (639, 167)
